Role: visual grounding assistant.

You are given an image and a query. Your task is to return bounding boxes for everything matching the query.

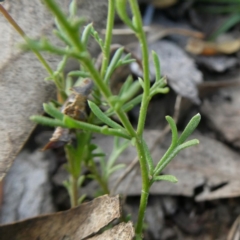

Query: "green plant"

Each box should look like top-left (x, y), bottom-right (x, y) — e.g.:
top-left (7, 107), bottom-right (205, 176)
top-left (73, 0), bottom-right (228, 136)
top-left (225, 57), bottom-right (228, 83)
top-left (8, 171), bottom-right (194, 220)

top-left (0, 0), bottom-right (201, 238)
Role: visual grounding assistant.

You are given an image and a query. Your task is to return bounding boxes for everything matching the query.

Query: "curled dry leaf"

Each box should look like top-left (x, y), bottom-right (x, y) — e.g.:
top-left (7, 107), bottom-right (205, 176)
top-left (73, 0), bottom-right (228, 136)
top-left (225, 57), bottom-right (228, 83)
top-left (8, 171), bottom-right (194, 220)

top-left (0, 195), bottom-right (122, 240)
top-left (0, 0), bottom-right (108, 181)
top-left (43, 79), bottom-right (94, 150)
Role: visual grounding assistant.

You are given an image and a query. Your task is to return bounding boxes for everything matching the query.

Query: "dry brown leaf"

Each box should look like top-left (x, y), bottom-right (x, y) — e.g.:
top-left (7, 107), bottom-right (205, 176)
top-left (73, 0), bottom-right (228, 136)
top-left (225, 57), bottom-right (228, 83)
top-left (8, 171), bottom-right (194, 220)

top-left (196, 181), bottom-right (240, 201)
top-left (0, 0), bottom-right (107, 181)
top-left (87, 222), bottom-right (135, 240)
top-left (186, 37), bottom-right (240, 55)
top-left (0, 195), bottom-right (121, 240)
top-left (107, 25), bottom-right (204, 47)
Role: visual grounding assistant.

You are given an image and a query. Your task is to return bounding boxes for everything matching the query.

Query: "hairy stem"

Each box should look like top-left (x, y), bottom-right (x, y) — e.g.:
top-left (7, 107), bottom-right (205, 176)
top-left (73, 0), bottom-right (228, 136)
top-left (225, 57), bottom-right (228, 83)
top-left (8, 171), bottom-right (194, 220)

top-left (135, 138), bottom-right (150, 238)
top-left (127, 1), bottom-right (152, 237)
top-left (129, 0), bottom-right (151, 136)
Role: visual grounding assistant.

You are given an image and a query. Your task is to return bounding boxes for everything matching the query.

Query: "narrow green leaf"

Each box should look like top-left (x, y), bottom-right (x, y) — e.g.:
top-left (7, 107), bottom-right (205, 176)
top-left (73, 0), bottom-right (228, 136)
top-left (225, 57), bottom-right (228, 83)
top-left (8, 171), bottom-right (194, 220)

top-left (152, 51), bottom-right (161, 81)
top-left (119, 75), bottom-right (133, 96)
top-left (91, 28), bottom-right (104, 49)
top-left (78, 194), bottom-right (86, 204)
top-left (43, 103), bottom-right (64, 120)
top-left (53, 29), bottom-right (72, 46)
top-left (107, 138), bottom-right (129, 170)
top-left (107, 164), bottom-right (125, 177)
top-left (87, 174), bottom-right (96, 180)
top-left (69, 0), bottom-right (77, 17)
top-left (153, 175), bottom-right (178, 183)
top-left (142, 139), bottom-right (154, 175)
top-left (89, 144), bottom-right (98, 151)
top-left (165, 116), bottom-right (178, 146)
top-left (150, 87), bottom-right (169, 98)
top-left (121, 52), bottom-right (132, 61)
top-left (68, 70), bottom-right (90, 78)
top-left (116, 0), bottom-right (136, 30)
top-left (178, 139), bottom-right (199, 150)
top-left (81, 23), bottom-right (93, 46)
top-left (77, 176), bottom-right (85, 187)
top-left (64, 115), bottom-right (104, 131)
top-left (132, 15), bottom-right (137, 29)
top-left (209, 14), bottom-right (240, 40)
top-left (65, 75), bottom-right (73, 95)
top-left (138, 77), bottom-right (144, 89)
top-left (122, 94), bottom-right (143, 112)
top-left (57, 54), bottom-right (68, 72)
top-left (65, 144), bottom-right (78, 175)
top-left (62, 180), bottom-right (70, 190)
top-left (30, 115), bottom-right (66, 128)
top-left (63, 115), bottom-right (131, 139)
top-left (121, 80), bottom-right (141, 103)
top-left (178, 113), bottom-right (201, 145)
top-left (88, 101), bottom-right (125, 130)
top-left (104, 47), bottom-right (124, 83)
top-left (118, 59), bottom-right (136, 66)
top-left (91, 153), bottom-right (105, 158)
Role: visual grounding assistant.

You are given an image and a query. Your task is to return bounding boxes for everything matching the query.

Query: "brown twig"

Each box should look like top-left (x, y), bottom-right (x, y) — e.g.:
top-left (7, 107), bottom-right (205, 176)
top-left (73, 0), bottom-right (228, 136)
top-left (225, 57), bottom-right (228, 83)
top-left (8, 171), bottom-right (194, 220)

top-left (101, 25), bottom-right (204, 39)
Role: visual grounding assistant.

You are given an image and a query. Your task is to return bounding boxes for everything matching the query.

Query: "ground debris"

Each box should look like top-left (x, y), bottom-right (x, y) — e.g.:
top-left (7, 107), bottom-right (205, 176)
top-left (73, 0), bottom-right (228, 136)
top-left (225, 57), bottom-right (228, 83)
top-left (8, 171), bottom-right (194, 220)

top-left (0, 195), bottom-right (124, 240)
top-left (87, 222), bottom-right (134, 240)
top-left (0, 150), bottom-right (55, 224)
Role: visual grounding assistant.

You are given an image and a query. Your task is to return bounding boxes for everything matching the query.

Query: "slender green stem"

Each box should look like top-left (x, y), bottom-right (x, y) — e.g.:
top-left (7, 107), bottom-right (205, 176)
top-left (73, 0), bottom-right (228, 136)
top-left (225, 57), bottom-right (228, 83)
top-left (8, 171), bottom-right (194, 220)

top-left (101, 0), bottom-right (115, 79)
top-left (125, 1), bottom-right (152, 237)
top-left (43, 0), bottom-right (83, 51)
top-left (129, 0), bottom-right (151, 136)
top-left (70, 175), bottom-right (78, 207)
top-left (135, 138), bottom-right (151, 237)
top-left (0, 4), bottom-right (53, 76)
top-left (65, 145), bottom-right (79, 207)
